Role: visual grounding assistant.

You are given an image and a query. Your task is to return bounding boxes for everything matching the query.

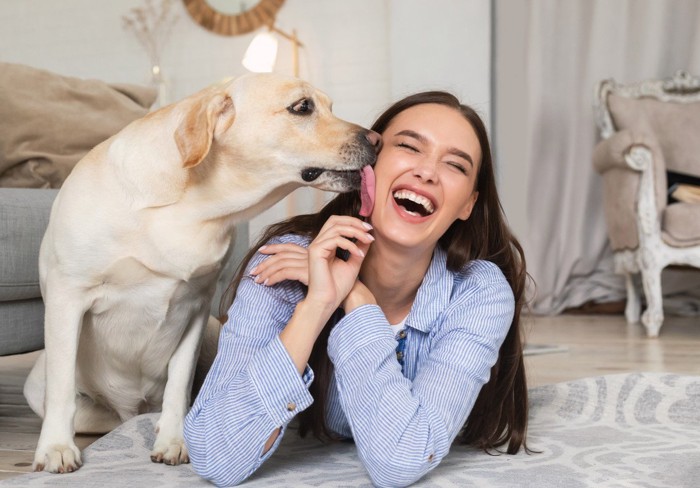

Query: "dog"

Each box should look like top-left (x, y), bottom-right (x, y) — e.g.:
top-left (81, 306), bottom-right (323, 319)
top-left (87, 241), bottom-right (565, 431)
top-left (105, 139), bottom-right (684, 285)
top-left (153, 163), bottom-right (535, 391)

top-left (23, 72), bottom-right (379, 473)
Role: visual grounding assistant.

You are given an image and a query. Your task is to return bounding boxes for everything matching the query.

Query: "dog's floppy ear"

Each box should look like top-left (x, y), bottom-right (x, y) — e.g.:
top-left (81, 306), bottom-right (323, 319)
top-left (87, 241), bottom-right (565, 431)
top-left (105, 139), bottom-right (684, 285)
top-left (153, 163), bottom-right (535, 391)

top-left (175, 93), bottom-right (235, 169)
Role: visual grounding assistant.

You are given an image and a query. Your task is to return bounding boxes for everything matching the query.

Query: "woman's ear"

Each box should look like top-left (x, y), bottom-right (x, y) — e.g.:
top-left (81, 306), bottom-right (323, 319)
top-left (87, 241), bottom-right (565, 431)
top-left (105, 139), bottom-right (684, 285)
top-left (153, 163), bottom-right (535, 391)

top-left (458, 191), bottom-right (479, 221)
top-left (175, 93), bottom-right (235, 169)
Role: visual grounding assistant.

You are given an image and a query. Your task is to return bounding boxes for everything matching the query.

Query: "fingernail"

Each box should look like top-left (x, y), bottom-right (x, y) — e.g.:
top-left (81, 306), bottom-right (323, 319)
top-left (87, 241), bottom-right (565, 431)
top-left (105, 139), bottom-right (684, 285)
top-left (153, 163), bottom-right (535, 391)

top-left (250, 266), bottom-right (258, 275)
top-left (259, 245), bottom-right (268, 251)
top-left (254, 275), bottom-right (262, 283)
top-left (358, 249), bottom-right (365, 257)
top-left (366, 233), bottom-right (375, 241)
top-left (263, 278), bottom-right (269, 286)
top-left (362, 222), bottom-right (373, 230)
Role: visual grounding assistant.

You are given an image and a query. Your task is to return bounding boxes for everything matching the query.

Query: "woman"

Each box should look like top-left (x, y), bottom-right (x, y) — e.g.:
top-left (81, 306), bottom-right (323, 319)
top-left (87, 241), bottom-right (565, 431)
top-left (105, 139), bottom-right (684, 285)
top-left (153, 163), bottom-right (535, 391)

top-left (184, 91), bottom-right (529, 487)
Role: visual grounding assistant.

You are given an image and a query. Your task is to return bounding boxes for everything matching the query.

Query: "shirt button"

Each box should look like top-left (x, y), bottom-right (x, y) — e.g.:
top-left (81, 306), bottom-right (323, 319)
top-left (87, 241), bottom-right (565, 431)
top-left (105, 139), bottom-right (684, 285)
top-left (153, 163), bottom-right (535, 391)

top-left (398, 330), bottom-right (407, 339)
top-left (396, 351), bottom-right (404, 361)
top-left (428, 454), bottom-right (434, 462)
top-left (286, 402), bottom-right (296, 411)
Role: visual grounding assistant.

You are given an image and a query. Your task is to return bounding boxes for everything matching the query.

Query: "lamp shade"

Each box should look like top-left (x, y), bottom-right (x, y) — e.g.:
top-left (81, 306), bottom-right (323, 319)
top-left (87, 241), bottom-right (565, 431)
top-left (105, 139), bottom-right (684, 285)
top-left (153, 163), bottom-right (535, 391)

top-left (242, 31), bottom-right (279, 73)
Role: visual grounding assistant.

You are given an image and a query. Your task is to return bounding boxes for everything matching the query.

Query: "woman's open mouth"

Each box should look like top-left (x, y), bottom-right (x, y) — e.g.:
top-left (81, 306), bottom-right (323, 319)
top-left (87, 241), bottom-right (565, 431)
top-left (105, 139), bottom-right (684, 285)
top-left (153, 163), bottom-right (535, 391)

top-left (392, 189), bottom-right (436, 218)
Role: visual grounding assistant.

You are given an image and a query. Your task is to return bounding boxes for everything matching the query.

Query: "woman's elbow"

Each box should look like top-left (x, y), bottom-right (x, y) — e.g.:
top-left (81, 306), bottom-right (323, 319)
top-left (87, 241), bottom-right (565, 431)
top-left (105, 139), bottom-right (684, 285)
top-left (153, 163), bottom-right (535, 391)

top-left (184, 417), bottom-right (256, 487)
top-left (187, 445), bottom-right (255, 487)
top-left (363, 453), bottom-right (433, 488)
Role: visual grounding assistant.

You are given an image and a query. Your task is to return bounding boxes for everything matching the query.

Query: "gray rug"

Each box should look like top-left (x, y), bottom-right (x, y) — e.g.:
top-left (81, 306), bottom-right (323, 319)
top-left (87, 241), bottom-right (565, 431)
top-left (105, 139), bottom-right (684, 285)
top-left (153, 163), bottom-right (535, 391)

top-left (3, 372), bottom-right (699, 487)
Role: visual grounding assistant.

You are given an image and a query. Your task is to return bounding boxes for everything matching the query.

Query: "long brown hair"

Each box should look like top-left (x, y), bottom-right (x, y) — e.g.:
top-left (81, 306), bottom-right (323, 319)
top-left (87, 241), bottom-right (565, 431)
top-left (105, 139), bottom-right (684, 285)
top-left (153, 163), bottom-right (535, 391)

top-left (221, 91), bottom-right (529, 454)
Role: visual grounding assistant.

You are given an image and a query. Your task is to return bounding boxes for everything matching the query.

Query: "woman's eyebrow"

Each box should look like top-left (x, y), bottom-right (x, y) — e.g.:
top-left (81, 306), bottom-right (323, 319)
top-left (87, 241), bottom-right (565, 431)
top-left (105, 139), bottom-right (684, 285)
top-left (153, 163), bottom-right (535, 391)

top-left (447, 148), bottom-right (474, 168)
top-left (395, 129), bottom-right (473, 167)
top-left (395, 129), bottom-right (428, 144)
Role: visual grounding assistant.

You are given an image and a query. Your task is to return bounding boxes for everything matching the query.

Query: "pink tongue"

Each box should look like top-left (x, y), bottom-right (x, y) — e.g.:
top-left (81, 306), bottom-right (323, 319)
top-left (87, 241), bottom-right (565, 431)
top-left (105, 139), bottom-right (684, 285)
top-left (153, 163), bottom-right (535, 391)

top-left (359, 165), bottom-right (375, 217)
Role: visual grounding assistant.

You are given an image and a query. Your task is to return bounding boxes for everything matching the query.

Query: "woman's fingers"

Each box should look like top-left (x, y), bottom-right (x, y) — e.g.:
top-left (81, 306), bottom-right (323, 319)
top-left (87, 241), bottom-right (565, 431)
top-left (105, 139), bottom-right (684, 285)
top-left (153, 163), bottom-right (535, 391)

top-left (250, 244), bottom-right (309, 286)
top-left (250, 217), bottom-right (374, 299)
top-left (316, 224), bottom-right (374, 247)
top-left (318, 216), bottom-right (373, 238)
top-left (310, 234), bottom-right (367, 260)
top-left (254, 258), bottom-right (309, 286)
top-left (258, 243), bottom-right (307, 256)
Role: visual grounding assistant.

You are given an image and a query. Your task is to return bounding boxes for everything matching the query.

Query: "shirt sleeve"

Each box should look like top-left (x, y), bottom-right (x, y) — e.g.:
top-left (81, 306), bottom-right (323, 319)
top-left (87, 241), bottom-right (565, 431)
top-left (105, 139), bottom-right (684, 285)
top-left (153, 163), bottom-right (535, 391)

top-left (183, 250), bottom-right (313, 487)
top-left (326, 263), bottom-right (515, 488)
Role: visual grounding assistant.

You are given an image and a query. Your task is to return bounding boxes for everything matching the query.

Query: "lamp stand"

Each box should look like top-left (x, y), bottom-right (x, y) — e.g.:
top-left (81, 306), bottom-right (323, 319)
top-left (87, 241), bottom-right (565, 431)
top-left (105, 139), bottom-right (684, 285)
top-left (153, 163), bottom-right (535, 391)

top-left (270, 26), bottom-right (302, 78)
top-left (266, 25), bottom-right (305, 214)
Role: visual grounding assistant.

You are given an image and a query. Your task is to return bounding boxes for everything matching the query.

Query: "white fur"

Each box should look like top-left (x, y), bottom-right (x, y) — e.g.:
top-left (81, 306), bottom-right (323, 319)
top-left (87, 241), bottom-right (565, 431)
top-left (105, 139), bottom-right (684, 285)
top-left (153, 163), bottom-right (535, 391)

top-left (24, 73), bottom-right (376, 473)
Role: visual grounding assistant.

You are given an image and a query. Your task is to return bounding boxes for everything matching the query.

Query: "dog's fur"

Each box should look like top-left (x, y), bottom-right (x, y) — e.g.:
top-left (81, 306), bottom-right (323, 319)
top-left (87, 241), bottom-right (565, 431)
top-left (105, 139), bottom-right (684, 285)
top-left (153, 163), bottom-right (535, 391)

top-left (23, 73), bottom-right (378, 473)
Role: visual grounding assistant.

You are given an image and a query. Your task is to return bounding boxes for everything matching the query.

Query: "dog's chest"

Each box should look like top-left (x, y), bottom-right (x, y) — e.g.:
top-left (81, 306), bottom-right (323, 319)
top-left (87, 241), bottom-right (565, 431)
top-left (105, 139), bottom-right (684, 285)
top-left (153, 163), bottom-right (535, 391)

top-left (91, 255), bottom-right (218, 314)
top-left (84, 259), bottom-right (216, 386)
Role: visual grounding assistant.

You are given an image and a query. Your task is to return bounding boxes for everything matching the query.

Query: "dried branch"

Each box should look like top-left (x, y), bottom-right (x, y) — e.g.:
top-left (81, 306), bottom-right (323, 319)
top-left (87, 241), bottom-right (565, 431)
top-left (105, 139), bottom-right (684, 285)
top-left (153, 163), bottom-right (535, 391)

top-left (122, 0), bottom-right (179, 67)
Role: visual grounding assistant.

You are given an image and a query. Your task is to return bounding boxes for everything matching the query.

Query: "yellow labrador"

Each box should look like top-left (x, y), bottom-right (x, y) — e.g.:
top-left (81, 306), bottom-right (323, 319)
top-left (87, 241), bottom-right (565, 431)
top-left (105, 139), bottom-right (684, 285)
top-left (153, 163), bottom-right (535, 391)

top-left (24, 73), bottom-right (379, 473)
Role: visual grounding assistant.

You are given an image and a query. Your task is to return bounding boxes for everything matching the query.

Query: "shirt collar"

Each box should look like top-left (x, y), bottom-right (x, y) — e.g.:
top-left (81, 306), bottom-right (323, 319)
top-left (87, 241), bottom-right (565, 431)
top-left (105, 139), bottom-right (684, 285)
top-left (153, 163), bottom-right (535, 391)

top-left (404, 246), bottom-right (453, 333)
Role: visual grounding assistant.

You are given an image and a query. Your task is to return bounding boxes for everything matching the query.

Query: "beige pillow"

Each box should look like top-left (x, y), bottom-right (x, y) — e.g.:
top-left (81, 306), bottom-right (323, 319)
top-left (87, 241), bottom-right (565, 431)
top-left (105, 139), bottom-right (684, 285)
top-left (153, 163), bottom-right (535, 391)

top-left (0, 63), bottom-right (157, 188)
top-left (608, 94), bottom-right (700, 177)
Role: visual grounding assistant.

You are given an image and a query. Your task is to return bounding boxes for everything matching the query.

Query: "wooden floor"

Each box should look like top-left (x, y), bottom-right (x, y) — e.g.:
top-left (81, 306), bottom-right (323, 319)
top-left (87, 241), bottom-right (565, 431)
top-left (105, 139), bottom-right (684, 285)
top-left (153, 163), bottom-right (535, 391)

top-left (1, 313), bottom-right (699, 481)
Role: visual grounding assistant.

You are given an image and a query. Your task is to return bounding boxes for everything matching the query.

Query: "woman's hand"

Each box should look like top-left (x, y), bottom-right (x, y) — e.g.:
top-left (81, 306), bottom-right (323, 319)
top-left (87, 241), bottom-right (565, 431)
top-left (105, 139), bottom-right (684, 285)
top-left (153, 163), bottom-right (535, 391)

top-left (250, 223), bottom-right (378, 314)
top-left (250, 243), bottom-right (310, 286)
top-left (250, 216), bottom-right (374, 312)
top-left (273, 218), bottom-right (372, 378)
top-left (305, 216), bottom-right (374, 311)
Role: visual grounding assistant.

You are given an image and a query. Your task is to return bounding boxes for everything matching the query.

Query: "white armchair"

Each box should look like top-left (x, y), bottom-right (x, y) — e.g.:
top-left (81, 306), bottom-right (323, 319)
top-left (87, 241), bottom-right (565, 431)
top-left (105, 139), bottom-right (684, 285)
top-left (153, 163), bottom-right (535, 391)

top-left (593, 71), bottom-right (700, 337)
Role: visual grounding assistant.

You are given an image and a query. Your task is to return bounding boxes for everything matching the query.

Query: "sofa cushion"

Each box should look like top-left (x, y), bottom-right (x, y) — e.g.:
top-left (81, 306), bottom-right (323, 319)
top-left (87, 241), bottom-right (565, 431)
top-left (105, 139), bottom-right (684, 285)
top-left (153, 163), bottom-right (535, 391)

top-left (662, 202), bottom-right (700, 247)
top-left (0, 298), bottom-right (44, 355)
top-left (608, 94), bottom-right (700, 177)
top-left (0, 63), bottom-right (157, 188)
top-left (0, 188), bottom-right (57, 301)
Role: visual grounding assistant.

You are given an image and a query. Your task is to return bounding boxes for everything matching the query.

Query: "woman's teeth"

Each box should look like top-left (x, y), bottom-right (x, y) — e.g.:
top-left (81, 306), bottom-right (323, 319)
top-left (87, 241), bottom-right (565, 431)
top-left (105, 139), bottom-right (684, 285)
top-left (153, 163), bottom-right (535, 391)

top-left (393, 189), bottom-right (435, 216)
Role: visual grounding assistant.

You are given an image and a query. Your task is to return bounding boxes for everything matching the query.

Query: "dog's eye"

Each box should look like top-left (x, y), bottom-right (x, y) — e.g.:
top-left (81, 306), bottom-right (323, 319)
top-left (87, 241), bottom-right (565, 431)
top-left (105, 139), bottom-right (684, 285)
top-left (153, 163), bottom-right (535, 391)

top-left (288, 98), bottom-right (314, 115)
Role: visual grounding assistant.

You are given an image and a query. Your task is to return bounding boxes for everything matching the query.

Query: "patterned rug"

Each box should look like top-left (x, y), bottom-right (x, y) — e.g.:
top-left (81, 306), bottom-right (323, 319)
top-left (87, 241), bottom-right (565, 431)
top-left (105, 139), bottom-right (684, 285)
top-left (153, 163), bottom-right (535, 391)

top-left (3, 372), bottom-right (699, 487)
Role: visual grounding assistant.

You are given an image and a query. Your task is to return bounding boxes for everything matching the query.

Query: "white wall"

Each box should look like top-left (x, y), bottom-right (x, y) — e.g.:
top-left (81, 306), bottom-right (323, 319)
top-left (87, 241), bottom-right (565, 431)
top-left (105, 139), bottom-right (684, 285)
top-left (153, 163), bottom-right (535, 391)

top-left (0, 0), bottom-right (491, 244)
top-left (389, 0), bottom-right (492, 126)
top-left (494, 0), bottom-right (529, 240)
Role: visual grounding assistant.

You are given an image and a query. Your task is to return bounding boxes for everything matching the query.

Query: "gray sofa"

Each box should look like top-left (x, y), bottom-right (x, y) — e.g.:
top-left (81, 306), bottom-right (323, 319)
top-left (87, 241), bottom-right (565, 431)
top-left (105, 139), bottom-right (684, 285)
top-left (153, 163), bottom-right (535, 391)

top-left (0, 189), bottom-right (57, 355)
top-left (0, 63), bottom-right (249, 356)
top-left (0, 186), bottom-right (248, 356)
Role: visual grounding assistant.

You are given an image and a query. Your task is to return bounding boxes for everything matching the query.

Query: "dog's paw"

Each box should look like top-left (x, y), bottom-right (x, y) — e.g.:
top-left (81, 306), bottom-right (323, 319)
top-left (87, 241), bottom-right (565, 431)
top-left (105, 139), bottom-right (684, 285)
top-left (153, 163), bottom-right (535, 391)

top-left (150, 438), bottom-right (189, 466)
top-left (33, 443), bottom-right (82, 473)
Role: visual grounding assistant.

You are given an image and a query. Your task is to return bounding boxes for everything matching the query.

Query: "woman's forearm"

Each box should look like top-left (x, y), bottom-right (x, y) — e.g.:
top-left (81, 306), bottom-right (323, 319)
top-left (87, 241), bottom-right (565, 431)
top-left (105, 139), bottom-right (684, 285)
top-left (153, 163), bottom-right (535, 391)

top-left (185, 336), bottom-right (314, 486)
top-left (279, 298), bottom-right (337, 374)
top-left (260, 299), bottom-right (335, 454)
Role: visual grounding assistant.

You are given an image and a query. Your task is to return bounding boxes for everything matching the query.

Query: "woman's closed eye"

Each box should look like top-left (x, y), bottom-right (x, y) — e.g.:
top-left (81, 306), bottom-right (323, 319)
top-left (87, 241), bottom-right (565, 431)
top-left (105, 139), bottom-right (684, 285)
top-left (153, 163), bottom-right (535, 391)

top-left (446, 161), bottom-right (468, 174)
top-left (397, 142), bottom-right (419, 152)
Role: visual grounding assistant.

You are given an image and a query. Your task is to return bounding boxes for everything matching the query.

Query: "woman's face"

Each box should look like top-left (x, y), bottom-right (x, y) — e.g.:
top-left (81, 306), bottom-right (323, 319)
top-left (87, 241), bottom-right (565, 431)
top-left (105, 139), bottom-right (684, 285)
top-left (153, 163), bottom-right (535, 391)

top-left (368, 103), bottom-right (480, 253)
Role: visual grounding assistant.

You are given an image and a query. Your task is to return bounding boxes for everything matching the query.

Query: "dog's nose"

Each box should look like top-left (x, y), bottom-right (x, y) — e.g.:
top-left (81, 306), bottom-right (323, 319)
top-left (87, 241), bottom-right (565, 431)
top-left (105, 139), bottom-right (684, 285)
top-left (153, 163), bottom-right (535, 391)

top-left (365, 130), bottom-right (382, 152)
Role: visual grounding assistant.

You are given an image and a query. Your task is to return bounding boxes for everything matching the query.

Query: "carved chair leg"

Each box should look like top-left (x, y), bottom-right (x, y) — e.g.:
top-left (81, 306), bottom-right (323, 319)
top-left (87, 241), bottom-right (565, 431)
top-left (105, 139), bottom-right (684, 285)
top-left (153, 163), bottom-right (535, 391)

top-left (640, 267), bottom-right (664, 338)
top-left (624, 272), bottom-right (641, 324)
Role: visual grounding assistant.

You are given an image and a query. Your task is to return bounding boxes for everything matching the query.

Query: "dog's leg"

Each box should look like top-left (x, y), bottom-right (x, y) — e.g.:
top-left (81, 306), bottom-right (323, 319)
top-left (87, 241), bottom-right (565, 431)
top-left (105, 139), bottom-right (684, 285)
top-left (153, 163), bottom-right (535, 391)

top-left (27, 351), bottom-right (122, 436)
top-left (191, 315), bottom-right (223, 400)
top-left (24, 351), bottom-right (47, 419)
top-left (32, 284), bottom-right (87, 473)
top-left (150, 312), bottom-right (211, 465)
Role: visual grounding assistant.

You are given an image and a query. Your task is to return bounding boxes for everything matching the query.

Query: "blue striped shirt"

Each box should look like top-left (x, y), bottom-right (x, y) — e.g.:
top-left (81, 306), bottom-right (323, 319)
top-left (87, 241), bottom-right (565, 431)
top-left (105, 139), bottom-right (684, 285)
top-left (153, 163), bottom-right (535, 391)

top-left (184, 234), bottom-right (515, 487)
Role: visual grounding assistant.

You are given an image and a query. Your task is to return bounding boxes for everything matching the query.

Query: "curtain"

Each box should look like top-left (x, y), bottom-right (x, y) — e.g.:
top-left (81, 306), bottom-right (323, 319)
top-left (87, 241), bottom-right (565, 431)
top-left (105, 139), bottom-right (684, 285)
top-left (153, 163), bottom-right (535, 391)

top-left (520, 0), bottom-right (700, 314)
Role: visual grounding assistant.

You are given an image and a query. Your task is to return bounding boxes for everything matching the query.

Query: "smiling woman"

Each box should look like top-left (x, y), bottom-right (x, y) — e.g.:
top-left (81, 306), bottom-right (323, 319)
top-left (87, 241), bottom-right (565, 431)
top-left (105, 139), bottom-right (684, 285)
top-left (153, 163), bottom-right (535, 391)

top-left (184, 91), bottom-right (529, 487)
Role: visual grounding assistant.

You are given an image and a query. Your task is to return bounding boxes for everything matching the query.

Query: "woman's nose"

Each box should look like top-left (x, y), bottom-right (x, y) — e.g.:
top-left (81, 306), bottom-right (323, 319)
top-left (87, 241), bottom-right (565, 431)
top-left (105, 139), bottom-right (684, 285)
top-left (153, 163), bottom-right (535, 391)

top-left (412, 157), bottom-right (438, 182)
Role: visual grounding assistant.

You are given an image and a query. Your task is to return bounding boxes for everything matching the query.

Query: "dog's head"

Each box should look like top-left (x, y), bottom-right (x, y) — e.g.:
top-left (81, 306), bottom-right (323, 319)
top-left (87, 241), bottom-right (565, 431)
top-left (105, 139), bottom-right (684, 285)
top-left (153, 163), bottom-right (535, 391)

top-left (174, 73), bottom-right (379, 196)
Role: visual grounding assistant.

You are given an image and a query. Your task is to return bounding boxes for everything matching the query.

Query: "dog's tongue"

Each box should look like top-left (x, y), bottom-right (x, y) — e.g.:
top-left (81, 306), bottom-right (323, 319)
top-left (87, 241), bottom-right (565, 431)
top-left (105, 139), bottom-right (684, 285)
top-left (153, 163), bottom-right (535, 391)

top-left (359, 165), bottom-right (375, 217)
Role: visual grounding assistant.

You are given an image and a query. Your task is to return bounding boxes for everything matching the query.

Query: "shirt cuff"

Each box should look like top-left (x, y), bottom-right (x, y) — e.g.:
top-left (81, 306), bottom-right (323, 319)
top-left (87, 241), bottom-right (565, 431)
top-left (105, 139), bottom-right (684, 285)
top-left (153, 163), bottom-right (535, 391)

top-left (247, 335), bottom-right (315, 427)
top-left (328, 304), bottom-right (396, 367)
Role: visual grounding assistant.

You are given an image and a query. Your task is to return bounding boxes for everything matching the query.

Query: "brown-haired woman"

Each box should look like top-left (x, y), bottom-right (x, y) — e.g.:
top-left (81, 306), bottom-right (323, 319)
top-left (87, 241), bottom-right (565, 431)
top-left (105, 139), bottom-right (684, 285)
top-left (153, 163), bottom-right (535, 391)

top-left (184, 91), bottom-right (529, 487)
